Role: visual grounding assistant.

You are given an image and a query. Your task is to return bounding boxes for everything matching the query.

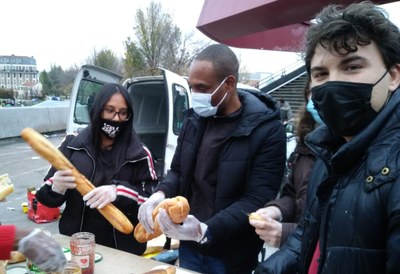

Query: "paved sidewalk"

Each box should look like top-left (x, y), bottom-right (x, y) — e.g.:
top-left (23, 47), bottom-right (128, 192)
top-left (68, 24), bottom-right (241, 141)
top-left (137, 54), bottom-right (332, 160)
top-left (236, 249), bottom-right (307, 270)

top-left (0, 134), bottom-right (63, 234)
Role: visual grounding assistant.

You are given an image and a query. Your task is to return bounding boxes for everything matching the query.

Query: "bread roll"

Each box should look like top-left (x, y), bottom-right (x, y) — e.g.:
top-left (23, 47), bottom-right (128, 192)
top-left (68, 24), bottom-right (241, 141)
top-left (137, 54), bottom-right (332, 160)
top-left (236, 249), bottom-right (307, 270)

top-left (0, 173), bottom-right (14, 201)
top-left (141, 270), bottom-right (167, 274)
top-left (165, 266), bottom-right (176, 274)
top-left (142, 266), bottom-right (176, 274)
top-left (8, 251), bottom-right (25, 263)
top-left (20, 128), bottom-right (134, 234)
top-left (248, 212), bottom-right (264, 221)
top-left (134, 196), bottom-right (190, 243)
top-left (0, 184), bottom-right (14, 201)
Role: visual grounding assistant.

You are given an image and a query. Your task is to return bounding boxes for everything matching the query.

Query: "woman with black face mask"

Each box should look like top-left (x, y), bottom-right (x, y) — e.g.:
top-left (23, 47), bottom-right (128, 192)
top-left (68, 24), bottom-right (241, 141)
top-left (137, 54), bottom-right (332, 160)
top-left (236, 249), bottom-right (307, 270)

top-left (36, 83), bottom-right (158, 255)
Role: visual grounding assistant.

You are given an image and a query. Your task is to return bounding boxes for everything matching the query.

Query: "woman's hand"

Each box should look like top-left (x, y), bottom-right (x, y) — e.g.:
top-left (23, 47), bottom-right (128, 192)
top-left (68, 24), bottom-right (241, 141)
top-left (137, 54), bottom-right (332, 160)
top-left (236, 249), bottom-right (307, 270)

top-left (250, 217), bottom-right (282, 247)
top-left (249, 206), bottom-right (283, 247)
top-left (51, 170), bottom-right (76, 195)
top-left (83, 185), bottom-right (117, 209)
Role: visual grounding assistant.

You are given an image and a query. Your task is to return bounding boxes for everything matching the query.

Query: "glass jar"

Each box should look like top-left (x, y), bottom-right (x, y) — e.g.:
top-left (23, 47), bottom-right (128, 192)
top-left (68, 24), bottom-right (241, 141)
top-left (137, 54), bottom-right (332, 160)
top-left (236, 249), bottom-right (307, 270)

top-left (59, 261), bottom-right (82, 274)
top-left (70, 232), bottom-right (95, 274)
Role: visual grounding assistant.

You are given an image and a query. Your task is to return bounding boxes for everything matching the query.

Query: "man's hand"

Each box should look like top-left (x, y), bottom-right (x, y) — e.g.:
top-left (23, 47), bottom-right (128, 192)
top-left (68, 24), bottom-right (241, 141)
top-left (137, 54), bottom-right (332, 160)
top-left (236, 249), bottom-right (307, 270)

top-left (51, 170), bottom-right (76, 195)
top-left (157, 208), bottom-right (207, 242)
top-left (138, 191), bottom-right (165, 233)
top-left (83, 185), bottom-right (117, 209)
top-left (18, 229), bottom-right (66, 272)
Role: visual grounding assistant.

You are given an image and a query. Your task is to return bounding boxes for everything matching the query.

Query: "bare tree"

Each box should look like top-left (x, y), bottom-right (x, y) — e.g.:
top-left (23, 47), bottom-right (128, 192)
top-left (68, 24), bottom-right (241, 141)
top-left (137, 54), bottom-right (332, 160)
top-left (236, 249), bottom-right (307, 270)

top-left (124, 1), bottom-right (209, 77)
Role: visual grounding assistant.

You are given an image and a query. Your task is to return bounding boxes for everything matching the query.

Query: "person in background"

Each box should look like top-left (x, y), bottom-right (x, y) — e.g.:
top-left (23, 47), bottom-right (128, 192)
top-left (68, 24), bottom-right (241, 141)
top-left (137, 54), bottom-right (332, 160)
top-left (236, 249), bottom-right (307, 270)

top-left (255, 2), bottom-right (400, 273)
top-left (0, 225), bottom-right (66, 272)
top-left (279, 98), bottom-right (293, 124)
top-left (36, 83), bottom-right (158, 255)
top-left (250, 81), bottom-right (321, 248)
top-left (138, 44), bottom-right (286, 274)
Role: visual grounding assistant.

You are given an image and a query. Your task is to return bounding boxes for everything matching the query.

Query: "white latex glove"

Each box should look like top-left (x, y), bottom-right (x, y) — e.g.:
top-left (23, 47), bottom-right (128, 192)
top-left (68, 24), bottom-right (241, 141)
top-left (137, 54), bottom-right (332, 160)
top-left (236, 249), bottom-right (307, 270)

top-left (138, 191), bottom-right (165, 233)
top-left (18, 229), bottom-right (66, 272)
top-left (157, 208), bottom-right (207, 242)
top-left (83, 185), bottom-right (117, 209)
top-left (51, 170), bottom-right (76, 195)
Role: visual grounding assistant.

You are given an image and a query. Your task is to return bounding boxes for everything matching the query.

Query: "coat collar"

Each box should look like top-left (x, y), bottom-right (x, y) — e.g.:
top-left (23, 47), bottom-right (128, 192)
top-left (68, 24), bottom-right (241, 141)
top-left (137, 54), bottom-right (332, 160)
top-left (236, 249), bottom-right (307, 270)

top-left (187, 89), bottom-right (281, 137)
top-left (306, 88), bottom-right (400, 173)
top-left (67, 126), bottom-right (147, 161)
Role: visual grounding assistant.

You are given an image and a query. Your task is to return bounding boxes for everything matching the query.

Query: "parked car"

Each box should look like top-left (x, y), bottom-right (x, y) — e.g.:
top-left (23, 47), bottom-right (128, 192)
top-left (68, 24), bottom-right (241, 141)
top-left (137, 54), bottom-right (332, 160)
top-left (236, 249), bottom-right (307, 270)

top-left (31, 100), bottom-right (70, 108)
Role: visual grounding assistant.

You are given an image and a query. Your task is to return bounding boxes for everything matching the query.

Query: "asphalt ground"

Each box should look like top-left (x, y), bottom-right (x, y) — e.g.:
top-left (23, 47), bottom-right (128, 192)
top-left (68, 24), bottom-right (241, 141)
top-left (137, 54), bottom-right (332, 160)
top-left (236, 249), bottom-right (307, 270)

top-left (0, 133), bottom-right (65, 234)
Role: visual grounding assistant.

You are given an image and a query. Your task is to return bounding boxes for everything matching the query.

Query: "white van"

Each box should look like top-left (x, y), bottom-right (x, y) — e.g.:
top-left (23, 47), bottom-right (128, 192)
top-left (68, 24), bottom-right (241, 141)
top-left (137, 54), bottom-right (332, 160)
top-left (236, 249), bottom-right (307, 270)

top-left (67, 65), bottom-right (295, 179)
top-left (67, 65), bottom-right (191, 179)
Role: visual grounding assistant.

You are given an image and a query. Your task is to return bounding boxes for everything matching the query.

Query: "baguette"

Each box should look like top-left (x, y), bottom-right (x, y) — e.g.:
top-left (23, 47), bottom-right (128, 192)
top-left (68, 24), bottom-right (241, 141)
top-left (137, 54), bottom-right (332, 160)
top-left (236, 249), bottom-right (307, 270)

top-left (142, 266), bottom-right (176, 274)
top-left (20, 128), bottom-right (134, 234)
top-left (134, 196), bottom-right (190, 243)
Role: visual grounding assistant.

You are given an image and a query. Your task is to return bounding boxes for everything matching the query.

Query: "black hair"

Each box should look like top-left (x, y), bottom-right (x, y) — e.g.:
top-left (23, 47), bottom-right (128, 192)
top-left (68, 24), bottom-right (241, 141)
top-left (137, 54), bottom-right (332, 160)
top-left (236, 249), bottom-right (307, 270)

top-left (89, 83), bottom-right (134, 167)
top-left (295, 79), bottom-right (317, 144)
top-left (303, 1), bottom-right (400, 73)
top-left (194, 44), bottom-right (239, 82)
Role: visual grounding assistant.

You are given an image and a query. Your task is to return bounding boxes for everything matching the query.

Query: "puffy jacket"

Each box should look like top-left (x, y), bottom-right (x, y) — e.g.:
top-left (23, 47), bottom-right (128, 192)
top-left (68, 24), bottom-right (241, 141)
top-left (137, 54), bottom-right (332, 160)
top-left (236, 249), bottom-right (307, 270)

top-left (265, 142), bottom-right (316, 246)
top-left (256, 88), bottom-right (400, 274)
top-left (157, 90), bottom-right (287, 274)
top-left (36, 126), bottom-right (158, 255)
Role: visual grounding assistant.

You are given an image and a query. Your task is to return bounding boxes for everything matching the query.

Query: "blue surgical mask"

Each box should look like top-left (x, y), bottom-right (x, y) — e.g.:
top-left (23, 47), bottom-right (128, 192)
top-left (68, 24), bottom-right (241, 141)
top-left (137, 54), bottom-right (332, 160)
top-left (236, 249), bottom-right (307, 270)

top-left (306, 99), bottom-right (324, 125)
top-left (191, 77), bottom-right (228, 117)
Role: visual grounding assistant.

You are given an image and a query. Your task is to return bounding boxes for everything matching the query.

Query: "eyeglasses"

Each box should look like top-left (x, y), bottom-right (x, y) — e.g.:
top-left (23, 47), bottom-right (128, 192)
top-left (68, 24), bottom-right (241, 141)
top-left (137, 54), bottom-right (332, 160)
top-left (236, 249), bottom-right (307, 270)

top-left (102, 107), bottom-right (131, 121)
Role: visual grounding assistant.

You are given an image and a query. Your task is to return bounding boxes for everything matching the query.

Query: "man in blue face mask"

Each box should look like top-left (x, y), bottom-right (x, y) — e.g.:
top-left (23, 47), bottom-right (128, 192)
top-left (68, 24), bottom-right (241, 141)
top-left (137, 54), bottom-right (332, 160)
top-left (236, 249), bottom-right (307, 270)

top-left (138, 44), bottom-right (286, 274)
top-left (255, 2), bottom-right (400, 274)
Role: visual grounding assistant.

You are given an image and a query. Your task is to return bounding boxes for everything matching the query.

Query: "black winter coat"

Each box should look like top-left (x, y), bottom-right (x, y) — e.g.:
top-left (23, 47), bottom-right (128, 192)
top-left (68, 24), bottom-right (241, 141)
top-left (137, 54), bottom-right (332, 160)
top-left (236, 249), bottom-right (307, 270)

top-left (36, 126), bottom-right (158, 255)
top-left (256, 88), bottom-right (400, 274)
top-left (157, 90), bottom-right (287, 274)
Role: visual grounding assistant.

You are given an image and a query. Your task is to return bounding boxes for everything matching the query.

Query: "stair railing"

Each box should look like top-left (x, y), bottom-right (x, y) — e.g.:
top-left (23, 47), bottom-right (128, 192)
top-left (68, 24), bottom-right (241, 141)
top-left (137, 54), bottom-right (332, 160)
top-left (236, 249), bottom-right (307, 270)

top-left (258, 59), bottom-right (305, 89)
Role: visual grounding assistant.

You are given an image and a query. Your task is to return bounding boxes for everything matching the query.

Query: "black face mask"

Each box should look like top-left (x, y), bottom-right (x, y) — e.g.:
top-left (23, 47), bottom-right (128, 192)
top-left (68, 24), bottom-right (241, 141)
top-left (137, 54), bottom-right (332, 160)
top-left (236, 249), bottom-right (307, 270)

top-left (100, 119), bottom-right (127, 139)
top-left (311, 71), bottom-right (388, 137)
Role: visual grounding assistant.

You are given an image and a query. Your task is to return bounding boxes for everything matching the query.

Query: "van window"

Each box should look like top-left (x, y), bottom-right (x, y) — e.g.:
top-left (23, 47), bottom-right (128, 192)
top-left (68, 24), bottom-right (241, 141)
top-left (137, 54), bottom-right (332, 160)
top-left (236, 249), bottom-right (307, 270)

top-left (73, 79), bottom-right (103, 124)
top-left (172, 84), bottom-right (189, 134)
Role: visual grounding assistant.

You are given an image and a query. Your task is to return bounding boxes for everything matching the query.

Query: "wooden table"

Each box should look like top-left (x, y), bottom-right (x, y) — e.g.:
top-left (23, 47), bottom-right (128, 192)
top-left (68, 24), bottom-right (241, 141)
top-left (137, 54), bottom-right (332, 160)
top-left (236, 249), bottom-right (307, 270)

top-left (53, 234), bottom-right (196, 274)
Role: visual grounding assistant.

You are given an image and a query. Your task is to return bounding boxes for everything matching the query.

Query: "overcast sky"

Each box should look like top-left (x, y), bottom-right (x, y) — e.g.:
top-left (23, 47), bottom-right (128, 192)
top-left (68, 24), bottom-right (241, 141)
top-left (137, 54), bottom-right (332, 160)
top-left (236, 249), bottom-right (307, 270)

top-left (1, 1), bottom-right (399, 74)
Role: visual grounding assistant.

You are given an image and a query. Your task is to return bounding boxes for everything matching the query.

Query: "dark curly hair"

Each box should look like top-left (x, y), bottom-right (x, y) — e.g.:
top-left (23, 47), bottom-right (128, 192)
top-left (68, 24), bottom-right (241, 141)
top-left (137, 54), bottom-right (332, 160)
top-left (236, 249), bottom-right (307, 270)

top-left (295, 80), bottom-right (317, 144)
top-left (303, 1), bottom-right (400, 73)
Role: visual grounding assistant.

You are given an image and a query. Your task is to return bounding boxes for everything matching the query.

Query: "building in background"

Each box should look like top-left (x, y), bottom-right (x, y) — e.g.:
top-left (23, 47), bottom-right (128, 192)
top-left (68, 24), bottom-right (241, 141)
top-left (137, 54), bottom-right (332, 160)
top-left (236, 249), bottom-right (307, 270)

top-left (0, 55), bottom-right (40, 99)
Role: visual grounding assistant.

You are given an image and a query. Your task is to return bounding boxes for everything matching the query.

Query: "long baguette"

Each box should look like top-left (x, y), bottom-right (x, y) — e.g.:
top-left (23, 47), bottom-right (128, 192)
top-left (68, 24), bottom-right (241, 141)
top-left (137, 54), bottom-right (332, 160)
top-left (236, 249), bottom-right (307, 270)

top-left (20, 127), bottom-right (134, 234)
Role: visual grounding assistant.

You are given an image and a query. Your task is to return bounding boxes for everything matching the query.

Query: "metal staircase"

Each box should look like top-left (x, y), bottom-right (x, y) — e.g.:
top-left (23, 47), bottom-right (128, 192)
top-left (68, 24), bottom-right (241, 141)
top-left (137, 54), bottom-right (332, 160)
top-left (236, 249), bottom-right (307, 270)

top-left (258, 61), bottom-right (308, 117)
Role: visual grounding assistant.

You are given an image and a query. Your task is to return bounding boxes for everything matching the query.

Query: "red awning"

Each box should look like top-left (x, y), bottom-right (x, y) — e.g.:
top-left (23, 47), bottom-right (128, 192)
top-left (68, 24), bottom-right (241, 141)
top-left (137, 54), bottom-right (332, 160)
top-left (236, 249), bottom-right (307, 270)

top-left (196, 0), bottom-right (396, 51)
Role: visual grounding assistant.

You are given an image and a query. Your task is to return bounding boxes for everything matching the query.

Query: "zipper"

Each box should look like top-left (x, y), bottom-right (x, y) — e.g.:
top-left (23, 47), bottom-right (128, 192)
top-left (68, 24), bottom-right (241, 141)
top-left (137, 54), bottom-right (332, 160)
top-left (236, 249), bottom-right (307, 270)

top-left (68, 146), bottom-right (97, 233)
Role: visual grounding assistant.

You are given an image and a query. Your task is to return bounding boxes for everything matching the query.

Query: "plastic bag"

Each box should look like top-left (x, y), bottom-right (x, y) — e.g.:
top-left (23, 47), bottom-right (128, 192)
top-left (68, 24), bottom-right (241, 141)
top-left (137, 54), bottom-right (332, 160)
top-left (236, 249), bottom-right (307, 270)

top-left (27, 190), bottom-right (60, 223)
